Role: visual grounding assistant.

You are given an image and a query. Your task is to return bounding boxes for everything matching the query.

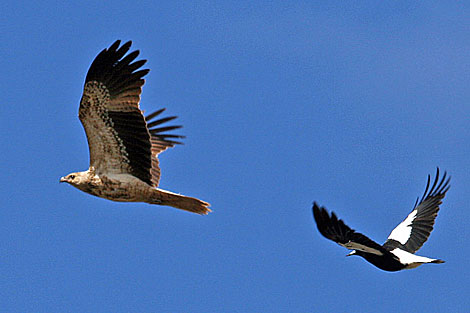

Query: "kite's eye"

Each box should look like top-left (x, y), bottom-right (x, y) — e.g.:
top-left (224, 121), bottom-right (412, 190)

top-left (69, 175), bottom-right (75, 180)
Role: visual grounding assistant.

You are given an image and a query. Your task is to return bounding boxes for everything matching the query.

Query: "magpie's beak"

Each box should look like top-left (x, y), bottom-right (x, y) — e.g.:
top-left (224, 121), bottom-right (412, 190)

top-left (59, 177), bottom-right (66, 183)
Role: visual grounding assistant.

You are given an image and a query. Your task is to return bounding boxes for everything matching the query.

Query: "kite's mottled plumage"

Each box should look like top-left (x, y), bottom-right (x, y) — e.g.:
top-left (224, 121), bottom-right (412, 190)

top-left (61, 40), bottom-right (210, 214)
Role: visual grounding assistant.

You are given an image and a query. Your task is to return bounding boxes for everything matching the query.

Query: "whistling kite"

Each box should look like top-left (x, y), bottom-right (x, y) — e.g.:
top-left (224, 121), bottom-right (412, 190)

top-left (60, 40), bottom-right (210, 214)
top-left (312, 168), bottom-right (449, 271)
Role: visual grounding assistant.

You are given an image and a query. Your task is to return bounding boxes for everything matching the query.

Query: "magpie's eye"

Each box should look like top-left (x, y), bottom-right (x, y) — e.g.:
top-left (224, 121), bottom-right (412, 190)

top-left (69, 175), bottom-right (75, 179)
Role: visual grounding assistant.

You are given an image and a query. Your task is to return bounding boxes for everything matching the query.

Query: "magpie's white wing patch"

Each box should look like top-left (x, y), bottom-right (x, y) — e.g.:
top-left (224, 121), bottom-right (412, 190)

top-left (383, 168), bottom-right (450, 253)
top-left (387, 210), bottom-right (417, 245)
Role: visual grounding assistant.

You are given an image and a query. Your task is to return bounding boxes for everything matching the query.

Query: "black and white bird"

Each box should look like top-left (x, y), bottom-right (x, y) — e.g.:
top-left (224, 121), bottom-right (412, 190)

top-left (312, 169), bottom-right (450, 271)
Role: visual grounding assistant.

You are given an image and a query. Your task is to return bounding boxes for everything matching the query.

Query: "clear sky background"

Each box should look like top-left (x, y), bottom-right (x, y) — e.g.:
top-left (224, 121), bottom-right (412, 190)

top-left (1, 1), bottom-right (469, 312)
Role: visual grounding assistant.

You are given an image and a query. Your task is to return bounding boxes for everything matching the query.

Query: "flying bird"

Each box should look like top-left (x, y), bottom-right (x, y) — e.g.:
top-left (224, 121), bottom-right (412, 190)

top-left (312, 169), bottom-right (449, 271)
top-left (60, 40), bottom-right (210, 214)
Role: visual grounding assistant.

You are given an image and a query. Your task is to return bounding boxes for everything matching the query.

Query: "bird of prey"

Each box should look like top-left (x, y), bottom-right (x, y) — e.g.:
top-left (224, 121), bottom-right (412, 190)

top-left (312, 169), bottom-right (449, 271)
top-left (60, 40), bottom-right (210, 215)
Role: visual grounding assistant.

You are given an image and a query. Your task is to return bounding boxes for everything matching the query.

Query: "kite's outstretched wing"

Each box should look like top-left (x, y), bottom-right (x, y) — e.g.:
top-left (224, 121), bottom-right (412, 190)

top-left (79, 40), bottom-right (182, 186)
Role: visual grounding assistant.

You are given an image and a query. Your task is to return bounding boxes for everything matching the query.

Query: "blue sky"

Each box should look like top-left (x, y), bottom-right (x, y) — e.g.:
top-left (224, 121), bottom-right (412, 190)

top-left (1, 1), bottom-right (469, 312)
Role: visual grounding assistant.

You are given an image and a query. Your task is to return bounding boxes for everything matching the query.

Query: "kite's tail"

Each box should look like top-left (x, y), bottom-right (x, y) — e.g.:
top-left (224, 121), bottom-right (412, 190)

top-left (149, 189), bottom-right (211, 215)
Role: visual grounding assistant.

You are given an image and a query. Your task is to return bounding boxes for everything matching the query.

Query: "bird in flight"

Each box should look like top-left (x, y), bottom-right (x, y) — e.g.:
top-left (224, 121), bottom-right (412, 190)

top-left (60, 40), bottom-right (210, 214)
top-left (312, 169), bottom-right (449, 271)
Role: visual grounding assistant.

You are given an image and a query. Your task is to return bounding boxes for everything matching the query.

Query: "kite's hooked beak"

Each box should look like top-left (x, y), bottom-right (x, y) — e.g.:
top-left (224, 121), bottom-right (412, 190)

top-left (59, 177), bottom-right (66, 183)
top-left (346, 250), bottom-right (356, 257)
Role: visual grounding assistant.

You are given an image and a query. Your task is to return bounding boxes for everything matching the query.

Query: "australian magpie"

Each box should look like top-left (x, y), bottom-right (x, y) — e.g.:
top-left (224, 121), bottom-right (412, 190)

top-left (312, 168), bottom-right (450, 271)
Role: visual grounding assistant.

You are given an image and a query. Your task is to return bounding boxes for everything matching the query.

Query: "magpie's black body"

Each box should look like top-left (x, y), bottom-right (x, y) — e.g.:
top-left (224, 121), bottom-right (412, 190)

top-left (353, 250), bottom-right (405, 272)
top-left (312, 168), bottom-right (450, 272)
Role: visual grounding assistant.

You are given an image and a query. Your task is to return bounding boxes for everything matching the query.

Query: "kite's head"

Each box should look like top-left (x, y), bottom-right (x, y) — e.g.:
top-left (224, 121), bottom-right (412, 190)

top-left (60, 171), bottom-right (89, 187)
top-left (346, 250), bottom-right (357, 257)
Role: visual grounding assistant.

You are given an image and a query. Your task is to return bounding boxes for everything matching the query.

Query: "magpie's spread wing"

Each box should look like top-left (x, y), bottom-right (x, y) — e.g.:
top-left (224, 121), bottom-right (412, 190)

top-left (383, 168), bottom-right (450, 253)
top-left (312, 203), bottom-right (385, 256)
